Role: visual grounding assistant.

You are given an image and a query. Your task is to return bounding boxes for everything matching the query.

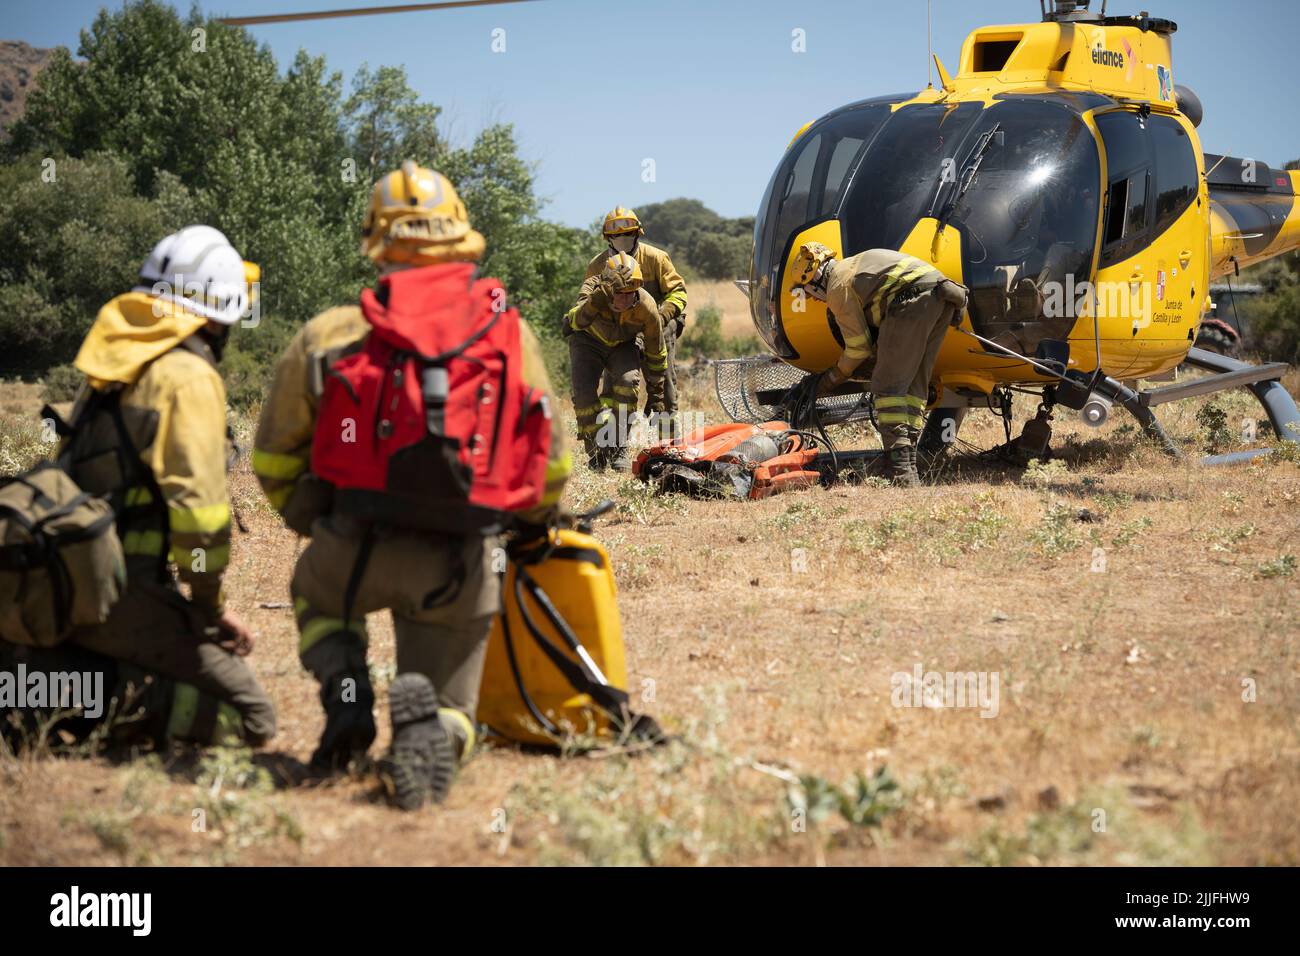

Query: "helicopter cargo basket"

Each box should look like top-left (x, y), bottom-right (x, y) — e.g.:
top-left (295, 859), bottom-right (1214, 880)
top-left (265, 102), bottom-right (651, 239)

top-left (713, 355), bottom-right (876, 426)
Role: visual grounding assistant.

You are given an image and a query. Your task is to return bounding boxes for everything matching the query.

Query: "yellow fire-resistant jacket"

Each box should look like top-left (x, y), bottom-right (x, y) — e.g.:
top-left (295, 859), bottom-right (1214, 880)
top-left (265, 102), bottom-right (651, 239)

top-left (582, 241), bottom-right (688, 326)
top-left (567, 281), bottom-right (668, 399)
top-left (253, 302), bottom-right (571, 530)
top-left (824, 249), bottom-right (947, 383)
top-left (71, 293), bottom-right (234, 614)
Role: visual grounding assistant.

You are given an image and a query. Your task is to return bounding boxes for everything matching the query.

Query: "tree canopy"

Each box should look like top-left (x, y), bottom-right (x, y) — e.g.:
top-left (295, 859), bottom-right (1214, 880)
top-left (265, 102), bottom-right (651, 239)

top-left (0, 0), bottom-right (588, 386)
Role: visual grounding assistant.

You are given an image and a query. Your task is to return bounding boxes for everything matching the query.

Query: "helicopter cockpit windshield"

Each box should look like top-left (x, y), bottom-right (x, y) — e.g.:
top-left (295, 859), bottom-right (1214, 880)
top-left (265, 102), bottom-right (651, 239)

top-left (925, 98), bottom-right (1102, 352)
top-left (751, 96), bottom-right (1102, 359)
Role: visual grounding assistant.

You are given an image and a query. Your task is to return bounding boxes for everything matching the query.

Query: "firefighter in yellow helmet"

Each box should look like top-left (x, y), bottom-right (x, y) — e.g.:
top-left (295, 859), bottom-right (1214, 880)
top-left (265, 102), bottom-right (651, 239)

top-left (253, 162), bottom-right (571, 810)
top-left (571, 207), bottom-right (687, 450)
top-left (791, 243), bottom-right (969, 487)
top-left (567, 251), bottom-right (668, 471)
top-left (0, 226), bottom-right (277, 750)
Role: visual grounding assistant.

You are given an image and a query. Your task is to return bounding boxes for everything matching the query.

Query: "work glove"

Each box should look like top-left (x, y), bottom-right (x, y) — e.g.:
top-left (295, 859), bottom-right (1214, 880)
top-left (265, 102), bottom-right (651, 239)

top-left (780, 372), bottom-right (823, 428)
top-left (937, 279), bottom-right (969, 325)
top-left (659, 307), bottom-right (685, 339)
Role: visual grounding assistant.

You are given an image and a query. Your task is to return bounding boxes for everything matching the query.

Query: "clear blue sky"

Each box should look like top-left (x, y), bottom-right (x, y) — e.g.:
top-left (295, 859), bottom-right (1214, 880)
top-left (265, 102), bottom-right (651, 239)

top-left (5, 0), bottom-right (1298, 227)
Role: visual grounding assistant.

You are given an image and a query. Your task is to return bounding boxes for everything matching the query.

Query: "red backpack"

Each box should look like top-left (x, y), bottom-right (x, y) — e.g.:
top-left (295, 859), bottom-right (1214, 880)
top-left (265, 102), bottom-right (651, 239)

top-left (311, 262), bottom-right (552, 534)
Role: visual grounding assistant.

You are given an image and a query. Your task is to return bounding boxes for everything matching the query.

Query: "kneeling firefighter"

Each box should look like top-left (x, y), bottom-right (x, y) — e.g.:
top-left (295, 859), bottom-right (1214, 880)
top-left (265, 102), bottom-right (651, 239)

top-left (253, 161), bottom-right (571, 810)
top-left (566, 253), bottom-right (667, 472)
top-left (1, 226), bottom-right (276, 749)
top-left (791, 244), bottom-right (969, 487)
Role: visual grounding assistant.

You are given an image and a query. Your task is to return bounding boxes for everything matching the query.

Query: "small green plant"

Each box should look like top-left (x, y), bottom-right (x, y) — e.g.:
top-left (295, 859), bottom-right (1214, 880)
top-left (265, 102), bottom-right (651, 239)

top-left (189, 748), bottom-right (303, 857)
top-left (842, 511), bottom-right (916, 552)
top-left (1021, 458), bottom-right (1070, 489)
top-left (1110, 516), bottom-right (1153, 548)
top-left (613, 478), bottom-right (688, 525)
top-left (1206, 523), bottom-right (1256, 552)
top-left (772, 499), bottom-right (825, 533)
top-left (1256, 554), bottom-right (1296, 579)
top-left (1031, 502), bottom-right (1082, 558)
top-left (786, 766), bottom-right (903, 830)
top-left (1196, 401), bottom-right (1233, 453)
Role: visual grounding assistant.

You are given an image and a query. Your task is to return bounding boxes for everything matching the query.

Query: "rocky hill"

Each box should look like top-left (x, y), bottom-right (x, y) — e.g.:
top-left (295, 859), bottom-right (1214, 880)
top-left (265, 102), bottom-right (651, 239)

top-left (0, 40), bottom-right (57, 138)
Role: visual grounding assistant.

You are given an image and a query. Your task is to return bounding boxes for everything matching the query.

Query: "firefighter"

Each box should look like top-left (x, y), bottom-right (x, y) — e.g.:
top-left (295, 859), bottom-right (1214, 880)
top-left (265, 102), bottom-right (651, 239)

top-left (3, 226), bottom-right (277, 748)
top-left (792, 243), bottom-right (969, 487)
top-left (567, 252), bottom-right (668, 472)
top-left (253, 162), bottom-right (571, 810)
top-left (579, 207), bottom-right (687, 445)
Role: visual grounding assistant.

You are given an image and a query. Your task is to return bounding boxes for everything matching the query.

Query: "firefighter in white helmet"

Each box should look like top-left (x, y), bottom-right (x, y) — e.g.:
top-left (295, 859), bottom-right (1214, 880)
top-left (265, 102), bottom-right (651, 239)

top-left (1, 226), bottom-right (277, 749)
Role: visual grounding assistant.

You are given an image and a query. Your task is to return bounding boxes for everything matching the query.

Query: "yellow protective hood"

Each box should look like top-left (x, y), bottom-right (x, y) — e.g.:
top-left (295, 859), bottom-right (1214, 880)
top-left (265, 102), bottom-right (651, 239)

top-left (74, 293), bottom-right (209, 388)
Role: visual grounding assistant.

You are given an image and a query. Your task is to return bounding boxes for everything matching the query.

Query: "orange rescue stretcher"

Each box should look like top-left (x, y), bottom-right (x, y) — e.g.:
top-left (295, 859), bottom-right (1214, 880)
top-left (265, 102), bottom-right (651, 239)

top-left (632, 422), bottom-right (830, 499)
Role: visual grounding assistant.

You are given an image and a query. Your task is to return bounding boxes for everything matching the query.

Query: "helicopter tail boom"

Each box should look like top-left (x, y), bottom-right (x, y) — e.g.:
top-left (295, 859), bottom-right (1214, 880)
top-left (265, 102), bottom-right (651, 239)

top-left (1208, 156), bottom-right (1300, 279)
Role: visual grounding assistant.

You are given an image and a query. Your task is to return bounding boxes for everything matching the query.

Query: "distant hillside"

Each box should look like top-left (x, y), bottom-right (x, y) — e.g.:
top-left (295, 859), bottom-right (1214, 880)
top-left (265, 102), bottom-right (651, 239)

top-left (0, 41), bottom-right (56, 138)
top-left (636, 198), bottom-right (754, 280)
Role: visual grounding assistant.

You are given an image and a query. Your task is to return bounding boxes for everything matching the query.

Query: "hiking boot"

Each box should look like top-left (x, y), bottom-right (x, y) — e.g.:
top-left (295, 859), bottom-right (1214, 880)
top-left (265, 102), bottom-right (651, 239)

top-left (885, 444), bottom-right (921, 488)
top-left (377, 673), bottom-right (455, 811)
top-left (310, 670), bottom-right (376, 772)
top-left (608, 447), bottom-right (632, 473)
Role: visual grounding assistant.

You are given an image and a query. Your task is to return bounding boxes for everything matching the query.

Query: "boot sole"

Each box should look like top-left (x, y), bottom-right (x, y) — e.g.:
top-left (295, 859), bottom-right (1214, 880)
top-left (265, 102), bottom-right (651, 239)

top-left (378, 674), bottom-right (456, 811)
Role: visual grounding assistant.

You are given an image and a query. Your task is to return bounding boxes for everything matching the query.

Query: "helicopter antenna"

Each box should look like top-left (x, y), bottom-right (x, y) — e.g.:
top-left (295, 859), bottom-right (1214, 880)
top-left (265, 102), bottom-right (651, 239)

top-left (218, 0), bottom-right (535, 27)
top-left (927, 0), bottom-right (934, 88)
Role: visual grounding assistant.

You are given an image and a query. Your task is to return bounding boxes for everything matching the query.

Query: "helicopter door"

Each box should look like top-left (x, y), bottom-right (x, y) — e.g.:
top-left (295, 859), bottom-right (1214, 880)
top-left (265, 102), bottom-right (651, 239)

top-left (1142, 115), bottom-right (1208, 372)
top-left (1093, 109), bottom-right (1156, 373)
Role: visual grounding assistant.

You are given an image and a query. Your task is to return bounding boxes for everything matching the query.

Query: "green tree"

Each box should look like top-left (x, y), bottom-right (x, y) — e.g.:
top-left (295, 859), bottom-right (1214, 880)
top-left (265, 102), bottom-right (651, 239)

top-left (7, 0), bottom-right (369, 325)
top-left (0, 0), bottom-right (586, 395)
top-left (692, 231), bottom-right (752, 280)
top-left (343, 63), bottom-right (442, 180)
top-left (0, 151), bottom-right (196, 374)
top-left (635, 197), bottom-right (754, 279)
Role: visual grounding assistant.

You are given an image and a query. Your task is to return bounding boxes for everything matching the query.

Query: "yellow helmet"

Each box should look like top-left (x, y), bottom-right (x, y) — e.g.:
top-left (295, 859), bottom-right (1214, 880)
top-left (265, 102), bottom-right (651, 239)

top-left (601, 252), bottom-right (643, 294)
top-left (601, 206), bottom-right (644, 239)
top-left (361, 161), bottom-right (485, 266)
top-left (793, 241), bottom-right (837, 286)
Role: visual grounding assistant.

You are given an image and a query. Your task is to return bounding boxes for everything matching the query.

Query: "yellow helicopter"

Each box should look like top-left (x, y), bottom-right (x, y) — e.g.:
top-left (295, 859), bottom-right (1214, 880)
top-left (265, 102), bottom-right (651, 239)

top-left (728, 0), bottom-right (1300, 463)
top-left (222, 0), bottom-right (1296, 461)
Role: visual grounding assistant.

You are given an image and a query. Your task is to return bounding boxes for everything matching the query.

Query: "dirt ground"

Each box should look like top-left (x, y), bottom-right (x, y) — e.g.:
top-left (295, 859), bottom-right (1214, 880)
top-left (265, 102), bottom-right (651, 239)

top-left (1, 363), bottom-right (1298, 867)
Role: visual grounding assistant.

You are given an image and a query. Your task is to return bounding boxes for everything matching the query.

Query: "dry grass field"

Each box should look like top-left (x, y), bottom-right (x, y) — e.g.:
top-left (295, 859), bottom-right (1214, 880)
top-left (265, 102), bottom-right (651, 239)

top-left (1, 361), bottom-right (1297, 867)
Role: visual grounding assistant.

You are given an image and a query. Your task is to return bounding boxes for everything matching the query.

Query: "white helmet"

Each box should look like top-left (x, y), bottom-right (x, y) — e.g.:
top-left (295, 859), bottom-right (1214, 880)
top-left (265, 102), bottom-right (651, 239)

top-left (135, 225), bottom-right (253, 325)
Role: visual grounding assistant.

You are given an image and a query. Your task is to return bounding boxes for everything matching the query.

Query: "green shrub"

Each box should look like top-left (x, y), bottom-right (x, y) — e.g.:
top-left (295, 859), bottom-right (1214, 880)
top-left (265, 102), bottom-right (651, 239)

top-left (679, 304), bottom-right (751, 360)
top-left (41, 365), bottom-right (83, 404)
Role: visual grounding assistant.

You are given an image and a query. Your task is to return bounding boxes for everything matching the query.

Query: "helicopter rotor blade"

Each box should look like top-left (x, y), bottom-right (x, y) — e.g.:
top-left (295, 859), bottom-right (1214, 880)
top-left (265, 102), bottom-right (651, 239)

top-left (218, 0), bottom-right (536, 27)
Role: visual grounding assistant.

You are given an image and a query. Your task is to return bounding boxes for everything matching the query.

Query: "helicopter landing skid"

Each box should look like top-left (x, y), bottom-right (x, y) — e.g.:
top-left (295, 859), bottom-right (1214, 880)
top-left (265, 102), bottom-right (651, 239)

top-left (1138, 348), bottom-right (1300, 465)
top-left (713, 350), bottom-right (1300, 466)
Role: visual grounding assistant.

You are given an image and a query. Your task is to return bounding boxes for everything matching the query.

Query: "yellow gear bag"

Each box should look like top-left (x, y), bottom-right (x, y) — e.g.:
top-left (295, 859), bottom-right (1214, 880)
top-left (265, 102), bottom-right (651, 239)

top-left (478, 527), bottom-right (657, 747)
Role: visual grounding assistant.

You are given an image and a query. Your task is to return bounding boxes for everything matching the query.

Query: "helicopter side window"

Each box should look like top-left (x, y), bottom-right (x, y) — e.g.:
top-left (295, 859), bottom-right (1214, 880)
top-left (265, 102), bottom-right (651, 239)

top-left (1102, 170), bottom-right (1151, 252)
top-left (1149, 116), bottom-right (1199, 235)
top-left (818, 133), bottom-right (867, 217)
top-left (749, 99), bottom-right (894, 358)
top-left (1095, 111), bottom-right (1154, 265)
top-left (770, 132), bottom-right (822, 259)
